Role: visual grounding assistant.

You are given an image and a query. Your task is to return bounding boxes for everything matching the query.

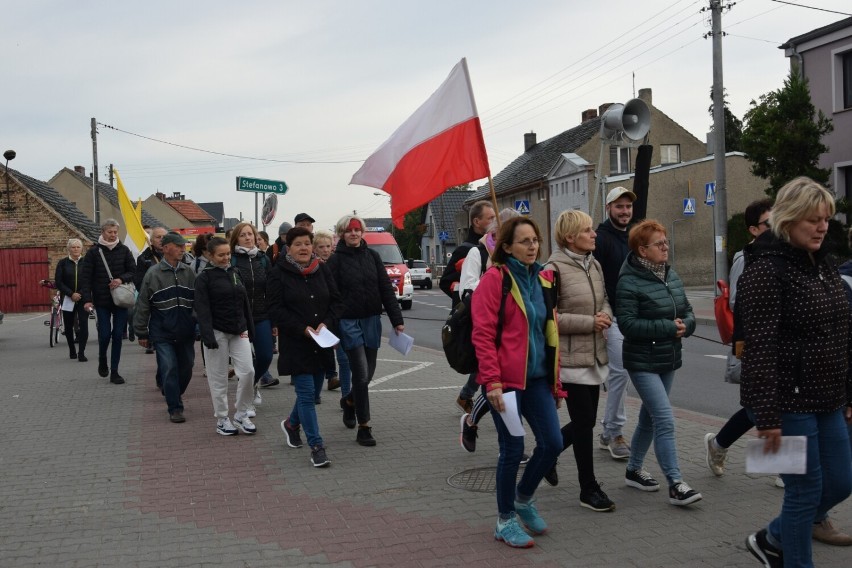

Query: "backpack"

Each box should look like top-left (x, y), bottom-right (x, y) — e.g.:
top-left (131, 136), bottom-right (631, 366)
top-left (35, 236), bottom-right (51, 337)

top-left (714, 279), bottom-right (734, 344)
top-left (441, 270), bottom-right (511, 374)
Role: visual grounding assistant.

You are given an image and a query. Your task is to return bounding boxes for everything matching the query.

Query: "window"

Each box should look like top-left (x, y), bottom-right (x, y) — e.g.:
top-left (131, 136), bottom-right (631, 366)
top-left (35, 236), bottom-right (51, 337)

top-left (660, 144), bottom-right (680, 165)
top-left (609, 147), bottom-right (630, 174)
top-left (844, 51), bottom-right (852, 110)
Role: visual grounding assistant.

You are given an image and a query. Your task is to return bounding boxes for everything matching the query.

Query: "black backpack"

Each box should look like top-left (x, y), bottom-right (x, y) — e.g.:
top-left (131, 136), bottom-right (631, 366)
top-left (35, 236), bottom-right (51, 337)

top-left (441, 270), bottom-right (511, 374)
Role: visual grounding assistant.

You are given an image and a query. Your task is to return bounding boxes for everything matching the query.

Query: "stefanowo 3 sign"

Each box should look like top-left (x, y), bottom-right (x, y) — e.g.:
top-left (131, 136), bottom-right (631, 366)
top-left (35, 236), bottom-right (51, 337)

top-left (236, 176), bottom-right (288, 194)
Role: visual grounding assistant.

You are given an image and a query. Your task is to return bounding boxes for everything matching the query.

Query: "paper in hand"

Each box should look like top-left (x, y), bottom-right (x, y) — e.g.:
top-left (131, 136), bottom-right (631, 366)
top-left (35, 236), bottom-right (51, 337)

top-left (500, 391), bottom-right (525, 437)
top-left (309, 327), bottom-right (340, 348)
top-left (745, 435), bottom-right (807, 474)
top-left (61, 295), bottom-right (76, 312)
top-left (388, 331), bottom-right (414, 356)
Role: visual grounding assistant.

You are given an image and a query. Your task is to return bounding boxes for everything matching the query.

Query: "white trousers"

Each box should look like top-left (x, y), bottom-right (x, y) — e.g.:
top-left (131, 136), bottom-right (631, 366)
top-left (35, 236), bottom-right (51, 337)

top-left (203, 329), bottom-right (255, 419)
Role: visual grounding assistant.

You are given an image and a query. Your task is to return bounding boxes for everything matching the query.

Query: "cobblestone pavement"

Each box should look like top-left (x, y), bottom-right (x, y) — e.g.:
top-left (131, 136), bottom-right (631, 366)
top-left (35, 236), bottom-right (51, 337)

top-left (1, 310), bottom-right (849, 567)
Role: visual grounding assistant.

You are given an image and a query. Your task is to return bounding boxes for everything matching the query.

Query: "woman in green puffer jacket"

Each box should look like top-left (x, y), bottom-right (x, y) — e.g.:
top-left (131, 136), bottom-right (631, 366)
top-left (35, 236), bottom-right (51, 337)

top-left (614, 219), bottom-right (701, 507)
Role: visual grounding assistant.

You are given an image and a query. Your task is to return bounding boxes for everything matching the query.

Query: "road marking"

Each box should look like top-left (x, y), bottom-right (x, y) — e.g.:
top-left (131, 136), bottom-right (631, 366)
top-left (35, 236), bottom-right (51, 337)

top-left (370, 361), bottom-right (433, 387)
top-left (372, 386), bottom-right (458, 393)
top-left (705, 354), bottom-right (727, 359)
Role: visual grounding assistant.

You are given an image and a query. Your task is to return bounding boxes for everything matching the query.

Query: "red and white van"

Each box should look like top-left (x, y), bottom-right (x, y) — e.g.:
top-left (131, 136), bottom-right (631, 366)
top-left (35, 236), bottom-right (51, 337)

top-left (362, 228), bottom-right (414, 310)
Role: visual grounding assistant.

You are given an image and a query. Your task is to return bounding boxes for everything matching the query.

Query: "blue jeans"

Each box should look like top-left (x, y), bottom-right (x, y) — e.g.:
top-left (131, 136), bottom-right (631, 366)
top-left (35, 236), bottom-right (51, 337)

top-left (336, 345), bottom-right (351, 397)
top-left (601, 320), bottom-right (629, 439)
top-left (627, 370), bottom-right (682, 485)
top-left (489, 376), bottom-right (562, 515)
top-left (754, 408), bottom-right (852, 568)
top-left (95, 305), bottom-right (128, 372)
top-left (252, 319), bottom-right (273, 385)
top-left (289, 371), bottom-right (326, 447)
top-left (154, 339), bottom-right (195, 414)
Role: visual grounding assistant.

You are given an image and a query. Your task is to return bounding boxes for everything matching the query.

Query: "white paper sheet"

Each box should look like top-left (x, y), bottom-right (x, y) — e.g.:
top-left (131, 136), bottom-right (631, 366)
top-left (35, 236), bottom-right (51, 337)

top-left (745, 436), bottom-right (807, 474)
top-left (61, 295), bottom-right (76, 312)
top-left (500, 391), bottom-right (525, 437)
top-left (309, 327), bottom-right (340, 348)
top-left (388, 331), bottom-right (414, 356)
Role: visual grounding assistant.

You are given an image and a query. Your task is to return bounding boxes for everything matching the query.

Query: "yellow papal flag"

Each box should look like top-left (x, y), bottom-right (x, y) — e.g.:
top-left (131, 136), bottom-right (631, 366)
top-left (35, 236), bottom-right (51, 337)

top-left (113, 168), bottom-right (149, 259)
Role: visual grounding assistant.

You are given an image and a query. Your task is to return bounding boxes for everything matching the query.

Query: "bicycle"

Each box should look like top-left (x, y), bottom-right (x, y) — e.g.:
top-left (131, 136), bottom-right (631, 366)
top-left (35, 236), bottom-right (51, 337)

top-left (40, 279), bottom-right (63, 347)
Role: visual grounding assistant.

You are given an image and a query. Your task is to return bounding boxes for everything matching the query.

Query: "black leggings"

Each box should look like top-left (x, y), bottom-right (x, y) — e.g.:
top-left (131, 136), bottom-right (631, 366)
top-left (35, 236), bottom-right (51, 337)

top-left (62, 303), bottom-right (89, 354)
top-left (716, 407), bottom-right (754, 448)
top-left (559, 383), bottom-right (601, 492)
top-left (345, 345), bottom-right (378, 425)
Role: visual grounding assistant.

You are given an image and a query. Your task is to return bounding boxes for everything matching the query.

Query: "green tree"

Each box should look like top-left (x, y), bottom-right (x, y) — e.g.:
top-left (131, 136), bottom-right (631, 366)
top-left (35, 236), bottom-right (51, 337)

top-left (741, 69), bottom-right (833, 198)
top-left (708, 87), bottom-right (744, 152)
top-left (385, 206), bottom-right (426, 259)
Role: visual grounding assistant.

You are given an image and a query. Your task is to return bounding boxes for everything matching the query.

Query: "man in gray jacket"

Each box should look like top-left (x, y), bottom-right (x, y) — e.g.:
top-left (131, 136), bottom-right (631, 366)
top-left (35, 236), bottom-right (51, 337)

top-left (134, 232), bottom-right (197, 423)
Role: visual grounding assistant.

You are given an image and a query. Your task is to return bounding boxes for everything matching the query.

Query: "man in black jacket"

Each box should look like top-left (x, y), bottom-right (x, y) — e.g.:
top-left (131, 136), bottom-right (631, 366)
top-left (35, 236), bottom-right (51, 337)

top-left (439, 200), bottom-right (495, 307)
top-left (593, 186), bottom-right (636, 460)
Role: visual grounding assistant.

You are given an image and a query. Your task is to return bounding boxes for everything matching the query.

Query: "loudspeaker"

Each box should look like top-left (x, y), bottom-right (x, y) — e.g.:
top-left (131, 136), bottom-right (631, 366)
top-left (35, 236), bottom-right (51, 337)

top-left (601, 98), bottom-right (650, 141)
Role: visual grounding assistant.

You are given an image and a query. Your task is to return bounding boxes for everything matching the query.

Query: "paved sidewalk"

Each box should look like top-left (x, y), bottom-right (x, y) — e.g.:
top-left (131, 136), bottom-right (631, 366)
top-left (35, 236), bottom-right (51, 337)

top-left (1, 312), bottom-right (849, 567)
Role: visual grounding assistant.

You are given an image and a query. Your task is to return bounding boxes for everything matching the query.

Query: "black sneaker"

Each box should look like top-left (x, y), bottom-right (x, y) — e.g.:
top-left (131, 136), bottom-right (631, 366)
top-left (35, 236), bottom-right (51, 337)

top-left (460, 413), bottom-right (477, 452)
top-left (281, 419), bottom-right (303, 448)
top-left (78, 353), bottom-right (88, 362)
top-left (746, 529), bottom-right (783, 568)
top-left (580, 482), bottom-right (615, 512)
top-left (356, 426), bottom-right (376, 447)
top-left (625, 468), bottom-right (660, 492)
top-left (340, 397), bottom-right (356, 429)
top-left (519, 453), bottom-right (531, 465)
top-left (544, 462), bottom-right (559, 487)
top-left (310, 445), bottom-right (330, 468)
top-left (98, 358), bottom-right (109, 377)
top-left (110, 372), bottom-right (125, 385)
top-left (315, 396), bottom-right (322, 405)
top-left (668, 481), bottom-right (702, 506)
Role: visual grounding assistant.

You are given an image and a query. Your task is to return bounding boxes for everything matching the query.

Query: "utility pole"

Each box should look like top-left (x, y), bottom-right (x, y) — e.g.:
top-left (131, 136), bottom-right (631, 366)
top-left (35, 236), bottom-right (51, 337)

top-left (709, 1), bottom-right (729, 282)
top-left (91, 118), bottom-right (101, 226)
top-left (109, 163), bottom-right (114, 187)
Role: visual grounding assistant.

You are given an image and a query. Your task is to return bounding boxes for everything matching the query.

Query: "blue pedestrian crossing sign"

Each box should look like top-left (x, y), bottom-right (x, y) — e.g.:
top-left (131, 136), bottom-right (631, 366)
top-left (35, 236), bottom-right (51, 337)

top-left (705, 182), bottom-right (716, 205)
top-left (683, 198), bottom-right (696, 216)
top-left (438, 230), bottom-right (449, 242)
top-left (514, 200), bottom-right (530, 215)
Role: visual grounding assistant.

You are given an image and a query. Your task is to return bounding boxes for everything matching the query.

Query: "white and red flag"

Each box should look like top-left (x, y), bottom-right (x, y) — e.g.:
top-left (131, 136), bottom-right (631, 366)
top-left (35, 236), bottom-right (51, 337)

top-left (350, 58), bottom-right (490, 228)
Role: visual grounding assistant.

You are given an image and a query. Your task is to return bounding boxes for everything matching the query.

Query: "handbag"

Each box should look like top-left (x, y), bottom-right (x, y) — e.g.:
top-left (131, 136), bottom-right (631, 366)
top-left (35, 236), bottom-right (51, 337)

top-left (98, 248), bottom-right (136, 309)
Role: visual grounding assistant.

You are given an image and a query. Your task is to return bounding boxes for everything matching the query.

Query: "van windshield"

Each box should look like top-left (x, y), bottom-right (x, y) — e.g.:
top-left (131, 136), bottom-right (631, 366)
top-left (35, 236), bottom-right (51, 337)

top-left (370, 244), bottom-right (404, 264)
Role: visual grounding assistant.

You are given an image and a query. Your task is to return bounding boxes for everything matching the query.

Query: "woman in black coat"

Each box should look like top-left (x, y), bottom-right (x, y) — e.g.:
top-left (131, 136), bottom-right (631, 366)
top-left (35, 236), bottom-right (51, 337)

top-left (55, 238), bottom-right (89, 361)
top-left (268, 227), bottom-right (343, 468)
top-left (326, 215), bottom-right (404, 447)
top-left (81, 219), bottom-right (136, 384)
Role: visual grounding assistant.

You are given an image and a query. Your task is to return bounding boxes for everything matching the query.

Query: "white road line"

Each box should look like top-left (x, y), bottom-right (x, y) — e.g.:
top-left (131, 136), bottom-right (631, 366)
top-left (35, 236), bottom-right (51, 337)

top-left (22, 313), bottom-right (50, 322)
top-left (372, 386), bottom-right (459, 393)
top-left (705, 354), bottom-right (727, 359)
top-left (370, 361), bottom-right (433, 387)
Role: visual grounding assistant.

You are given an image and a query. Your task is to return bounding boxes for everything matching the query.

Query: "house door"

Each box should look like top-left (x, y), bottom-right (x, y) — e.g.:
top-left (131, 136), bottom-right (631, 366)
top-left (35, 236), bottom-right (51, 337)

top-left (0, 247), bottom-right (51, 312)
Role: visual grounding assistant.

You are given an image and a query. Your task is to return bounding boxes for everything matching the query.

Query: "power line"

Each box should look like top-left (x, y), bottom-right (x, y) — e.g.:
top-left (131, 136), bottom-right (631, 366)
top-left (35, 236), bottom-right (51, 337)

top-left (769, 0), bottom-right (851, 17)
top-left (98, 122), bottom-right (365, 164)
top-left (727, 32), bottom-right (782, 43)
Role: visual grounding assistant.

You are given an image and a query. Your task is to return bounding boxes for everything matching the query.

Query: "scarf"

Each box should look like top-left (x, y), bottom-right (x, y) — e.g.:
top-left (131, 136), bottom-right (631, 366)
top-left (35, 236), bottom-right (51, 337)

top-left (98, 235), bottom-right (119, 250)
top-left (636, 256), bottom-right (667, 282)
top-left (235, 245), bottom-right (259, 257)
top-left (562, 247), bottom-right (592, 273)
top-left (285, 254), bottom-right (321, 275)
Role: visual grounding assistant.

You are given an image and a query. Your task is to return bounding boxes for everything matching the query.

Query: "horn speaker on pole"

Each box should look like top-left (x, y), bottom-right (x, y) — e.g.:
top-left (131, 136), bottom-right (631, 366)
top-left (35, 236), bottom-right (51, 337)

top-left (601, 98), bottom-right (650, 141)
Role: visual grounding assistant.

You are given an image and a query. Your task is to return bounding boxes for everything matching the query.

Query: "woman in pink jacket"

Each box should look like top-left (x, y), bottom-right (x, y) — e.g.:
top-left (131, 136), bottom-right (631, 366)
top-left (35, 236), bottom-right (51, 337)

top-left (472, 216), bottom-right (563, 549)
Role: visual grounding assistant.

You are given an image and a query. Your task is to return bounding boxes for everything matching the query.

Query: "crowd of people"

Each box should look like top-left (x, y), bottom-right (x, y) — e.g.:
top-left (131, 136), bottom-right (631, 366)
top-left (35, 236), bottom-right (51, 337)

top-left (53, 179), bottom-right (851, 564)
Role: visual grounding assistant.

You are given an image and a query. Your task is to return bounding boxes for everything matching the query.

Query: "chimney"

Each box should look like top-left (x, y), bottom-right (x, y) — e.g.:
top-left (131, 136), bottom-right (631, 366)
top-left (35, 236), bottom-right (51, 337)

top-left (524, 131), bottom-right (537, 152)
top-left (598, 103), bottom-right (614, 116)
top-left (156, 191), bottom-right (166, 202)
top-left (638, 88), bottom-right (652, 106)
top-left (73, 165), bottom-right (85, 176)
top-left (581, 108), bottom-right (598, 122)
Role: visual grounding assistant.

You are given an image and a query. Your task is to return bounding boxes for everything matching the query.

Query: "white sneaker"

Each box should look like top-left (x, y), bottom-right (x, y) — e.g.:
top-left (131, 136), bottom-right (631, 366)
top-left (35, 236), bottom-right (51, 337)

top-left (246, 405), bottom-right (257, 418)
top-left (216, 417), bottom-right (238, 436)
top-left (234, 412), bottom-right (257, 435)
top-left (254, 389), bottom-right (262, 405)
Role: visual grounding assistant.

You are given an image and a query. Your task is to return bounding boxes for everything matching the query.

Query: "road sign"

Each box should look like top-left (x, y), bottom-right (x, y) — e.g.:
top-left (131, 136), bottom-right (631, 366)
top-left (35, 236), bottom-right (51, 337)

top-left (683, 197), bottom-right (696, 216)
top-left (705, 182), bottom-right (716, 205)
top-left (514, 200), bottom-right (530, 215)
top-left (236, 176), bottom-right (288, 194)
top-left (438, 230), bottom-right (449, 242)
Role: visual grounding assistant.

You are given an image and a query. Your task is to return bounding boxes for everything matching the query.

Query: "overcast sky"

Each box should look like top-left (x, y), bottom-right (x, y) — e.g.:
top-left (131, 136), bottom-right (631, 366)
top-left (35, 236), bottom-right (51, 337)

top-left (2, 0), bottom-right (849, 232)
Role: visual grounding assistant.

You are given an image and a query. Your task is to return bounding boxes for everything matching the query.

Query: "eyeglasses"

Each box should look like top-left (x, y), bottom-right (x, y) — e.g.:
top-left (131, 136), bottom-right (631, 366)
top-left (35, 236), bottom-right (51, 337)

top-left (515, 238), bottom-right (541, 248)
top-left (755, 220), bottom-right (771, 229)
top-left (642, 239), bottom-right (669, 249)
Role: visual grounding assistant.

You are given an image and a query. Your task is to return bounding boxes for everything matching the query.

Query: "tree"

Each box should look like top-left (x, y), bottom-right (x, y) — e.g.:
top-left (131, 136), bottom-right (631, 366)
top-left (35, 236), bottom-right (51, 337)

top-left (708, 88), bottom-right (744, 152)
top-left (385, 206), bottom-right (426, 259)
top-left (741, 68), bottom-right (833, 198)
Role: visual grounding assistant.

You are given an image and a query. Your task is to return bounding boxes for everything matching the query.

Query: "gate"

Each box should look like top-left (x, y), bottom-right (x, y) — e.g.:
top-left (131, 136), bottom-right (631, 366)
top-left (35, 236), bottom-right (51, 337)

top-left (0, 247), bottom-right (51, 312)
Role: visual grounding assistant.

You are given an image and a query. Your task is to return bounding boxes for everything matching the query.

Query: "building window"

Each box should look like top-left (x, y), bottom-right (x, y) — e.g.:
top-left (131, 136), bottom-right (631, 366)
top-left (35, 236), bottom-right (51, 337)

top-left (609, 147), bottom-right (630, 174)
top-left (660, 144), bottom-right (680, 165)
top-left (844, 51), bottom-right (852, 110)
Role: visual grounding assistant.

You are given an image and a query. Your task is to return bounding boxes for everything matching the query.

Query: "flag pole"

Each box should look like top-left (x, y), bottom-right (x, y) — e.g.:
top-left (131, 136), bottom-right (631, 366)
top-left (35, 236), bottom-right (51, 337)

top-left (487, 175), bottom-right (500, 228)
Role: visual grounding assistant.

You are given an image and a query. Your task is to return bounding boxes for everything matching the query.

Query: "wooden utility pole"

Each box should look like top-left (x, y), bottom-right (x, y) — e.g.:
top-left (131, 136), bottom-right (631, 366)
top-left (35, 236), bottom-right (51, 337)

top-left (710, 0), bottom-right (729, 282)
top-left (91, 118), bottom-right (101, 226)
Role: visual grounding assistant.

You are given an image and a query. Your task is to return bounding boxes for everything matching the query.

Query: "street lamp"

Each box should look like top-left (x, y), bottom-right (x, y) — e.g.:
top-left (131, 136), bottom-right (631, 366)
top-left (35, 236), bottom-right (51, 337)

top-left (3, 149), bottom-right (16, 211)
top-left (373, 191), bottom-right (393, 237)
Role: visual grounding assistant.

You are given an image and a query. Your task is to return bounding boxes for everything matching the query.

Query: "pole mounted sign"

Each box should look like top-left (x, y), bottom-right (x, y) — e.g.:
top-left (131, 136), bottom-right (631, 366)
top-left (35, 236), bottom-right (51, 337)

top-left (704, 182), bottom-right (716, 205)
top-left (236, 177), bottom-right (288, 194)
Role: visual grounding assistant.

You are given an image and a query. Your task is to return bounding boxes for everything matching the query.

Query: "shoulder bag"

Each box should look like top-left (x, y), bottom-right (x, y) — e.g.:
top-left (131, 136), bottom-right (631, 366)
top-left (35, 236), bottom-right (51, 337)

top-left (98, 248), bottom-right (136, 309)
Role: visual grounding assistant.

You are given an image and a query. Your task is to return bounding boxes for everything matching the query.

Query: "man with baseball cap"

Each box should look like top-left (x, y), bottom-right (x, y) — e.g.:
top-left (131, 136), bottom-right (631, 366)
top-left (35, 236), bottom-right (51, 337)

top-left (294, 213), bottom-right (315, 232)
top-left (134, 232), bottom-right (197, 423)
top-left (593, 186), bottom-right (637, 460)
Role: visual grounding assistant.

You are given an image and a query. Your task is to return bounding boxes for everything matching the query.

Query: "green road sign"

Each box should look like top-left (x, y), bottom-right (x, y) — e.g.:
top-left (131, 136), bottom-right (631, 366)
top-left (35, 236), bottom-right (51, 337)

top-left (236, 176), bottom-right (288, 194)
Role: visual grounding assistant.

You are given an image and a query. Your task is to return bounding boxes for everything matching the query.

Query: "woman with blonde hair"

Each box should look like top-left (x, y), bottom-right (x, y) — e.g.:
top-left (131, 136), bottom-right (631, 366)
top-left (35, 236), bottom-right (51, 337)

top-left (313, 228), bottom-right (349, 398)
top-left (739, 177), bottom-right (852, 567)
top-left (55, 238), bottom-right (90, 361)
top-left (546, 209), bottom-right (614, 511)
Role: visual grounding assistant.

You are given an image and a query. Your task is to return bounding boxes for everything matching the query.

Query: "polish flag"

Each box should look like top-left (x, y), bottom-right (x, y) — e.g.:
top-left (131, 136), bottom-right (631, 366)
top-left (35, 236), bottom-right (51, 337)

top-left (350, 58), bottom-right (490, 228)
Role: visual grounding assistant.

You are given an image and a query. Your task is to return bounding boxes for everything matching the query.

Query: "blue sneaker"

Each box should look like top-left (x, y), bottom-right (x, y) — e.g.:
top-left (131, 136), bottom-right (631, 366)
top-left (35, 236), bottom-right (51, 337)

top-left (494, 513), bottom-right (534, 548)
top-left (513, 498), bottom-right (547, 535)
